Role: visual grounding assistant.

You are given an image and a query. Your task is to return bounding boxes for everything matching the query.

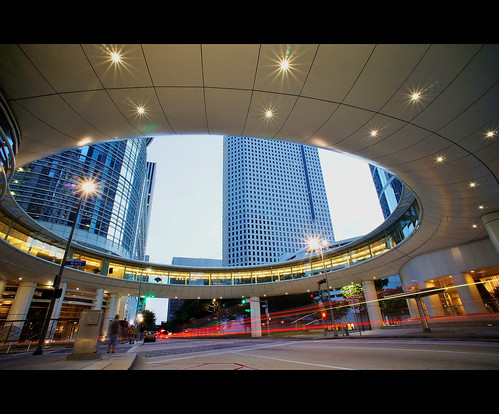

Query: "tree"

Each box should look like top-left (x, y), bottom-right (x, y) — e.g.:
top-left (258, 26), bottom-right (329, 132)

top-left (340, 283), bottom-right (364, 300)
top-left (141, 309), bottom-right (156, 331)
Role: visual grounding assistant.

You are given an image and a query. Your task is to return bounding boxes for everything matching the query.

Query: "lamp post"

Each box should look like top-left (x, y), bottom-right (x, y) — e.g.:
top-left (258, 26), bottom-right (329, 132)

top-left (135, 269), bottom-right (144, 341)
top-left (33, 179), bottom-right (97, 355)
top-left (307, 236), bottom-right (338, 336)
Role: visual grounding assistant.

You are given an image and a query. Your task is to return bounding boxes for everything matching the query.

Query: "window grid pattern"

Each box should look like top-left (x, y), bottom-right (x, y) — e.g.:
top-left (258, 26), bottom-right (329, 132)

top-left (222, 136), bottom-right (335, 267)
top-left (9, 139), bottom-right (151, 260)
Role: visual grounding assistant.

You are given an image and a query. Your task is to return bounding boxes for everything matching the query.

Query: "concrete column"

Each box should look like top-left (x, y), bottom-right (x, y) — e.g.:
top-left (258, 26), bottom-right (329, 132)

top-left (482, 211), bottom-right (499, 254)
top-left (4, 281), bottom-right (37, 341)
top-left (102, 293), bottom-right (120, 338)
top-left (51, 282), bottom-right (67, 320)
top-left (250, 296), bottom-right (262, 337)
top-left (92, 288), bottom-right (104, 310)
top-left (0, 279), bottom-right (7, 297)
top-left (452, 272), bottom-right (488, 315)
top-left (46, 282), bottom-right (67, 339)
top-left (423, 281), bottom-right (446, 317)
top-left (118, 296), bottom-right (126, 319)
top-left (362, 280), bottom-right (384, 330)
top-left (406, 297), bottom-right (419, 319)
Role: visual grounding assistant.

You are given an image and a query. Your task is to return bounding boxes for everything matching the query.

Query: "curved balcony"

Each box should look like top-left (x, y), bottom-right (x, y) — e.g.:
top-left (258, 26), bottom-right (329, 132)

top-left (0, 182), bottom-right (419, 299)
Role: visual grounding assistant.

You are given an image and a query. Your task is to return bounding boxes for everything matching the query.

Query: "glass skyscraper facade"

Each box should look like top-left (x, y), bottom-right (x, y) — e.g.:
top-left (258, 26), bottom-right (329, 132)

top-left (9, 138), bottom-right (155, 260)
top-left (369, 165), bottom-right (404, 219)
top-left (222, 136), bottom-right (334, 267)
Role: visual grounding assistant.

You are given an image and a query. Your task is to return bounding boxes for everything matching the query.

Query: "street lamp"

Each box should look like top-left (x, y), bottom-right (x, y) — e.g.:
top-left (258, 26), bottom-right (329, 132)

top-left (306, 235), bottom-right (338, 336)
top-left (33, 178), bottom-right (97, 355)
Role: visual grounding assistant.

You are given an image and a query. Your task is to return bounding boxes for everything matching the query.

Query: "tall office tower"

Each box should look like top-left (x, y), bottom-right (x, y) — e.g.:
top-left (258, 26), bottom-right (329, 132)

top-left (222, 136), bottom-right (334, 267)
top-left (10, 138), bottom-right (156, 260)
top-left (134, 161), bottom-right (156, 260)
top-left (369, 165), bottom-right (404, 219)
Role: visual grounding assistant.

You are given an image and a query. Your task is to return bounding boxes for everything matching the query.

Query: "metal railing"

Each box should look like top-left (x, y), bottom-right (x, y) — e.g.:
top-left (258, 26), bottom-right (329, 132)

top-left (0, 318), bottom-right (79, 353)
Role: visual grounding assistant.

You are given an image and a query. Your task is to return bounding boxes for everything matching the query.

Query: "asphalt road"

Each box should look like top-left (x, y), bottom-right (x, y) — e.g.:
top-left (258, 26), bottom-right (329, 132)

top-left (131, 337), bottom-right (499, 370)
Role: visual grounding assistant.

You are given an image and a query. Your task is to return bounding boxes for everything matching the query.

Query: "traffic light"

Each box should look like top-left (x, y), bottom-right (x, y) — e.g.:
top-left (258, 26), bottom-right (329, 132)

top-left (241, 298), bottom-right (251, 312)
top-left (310, 293), bottom-right (320, 301)
top-left (41, 288), bottom-right (63, 299)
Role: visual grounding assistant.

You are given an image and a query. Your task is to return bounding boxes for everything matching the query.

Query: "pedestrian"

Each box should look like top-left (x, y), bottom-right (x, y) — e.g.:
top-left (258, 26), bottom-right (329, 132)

top-left (129, 324), bottom-right (135, 344)
top-left (107, 314), bottom-right (121, 353)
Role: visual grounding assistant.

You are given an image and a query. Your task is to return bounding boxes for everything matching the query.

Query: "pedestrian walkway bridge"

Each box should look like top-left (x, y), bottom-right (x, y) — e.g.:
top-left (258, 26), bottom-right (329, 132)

top-left (0, 182), bottom-right (419, 299)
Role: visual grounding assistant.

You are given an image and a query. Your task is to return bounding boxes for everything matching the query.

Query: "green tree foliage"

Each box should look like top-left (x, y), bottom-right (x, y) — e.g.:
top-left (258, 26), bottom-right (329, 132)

top-left (141, 309), bottom-right (157, 331)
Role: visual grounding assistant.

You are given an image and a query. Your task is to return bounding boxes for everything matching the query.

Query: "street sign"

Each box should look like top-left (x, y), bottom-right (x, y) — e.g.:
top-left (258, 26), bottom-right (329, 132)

top-left (66, 260), bottom-right (86, 266)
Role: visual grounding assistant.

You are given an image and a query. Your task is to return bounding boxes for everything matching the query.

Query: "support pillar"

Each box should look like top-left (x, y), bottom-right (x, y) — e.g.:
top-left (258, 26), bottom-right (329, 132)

top-left (482, 211), bottom-right (499, 254)
top-left (423, 281), bottom-right (446, 317)
top-left (250, 296), bottom-right (262, 337)
top-left (102, 293), bottom-right (120, 338)
top-left (452, 272), bottom-right (488, 314)
top-left (0, 279), bottom-right (7, 298)
top-left (46, 282), bottom-right (67, 340)
top-left (3, 281), bottom-right (36, 342)
top-left (362, 280), bottom-right (384, 330)
top-left (92, 288), bottom-right (104, 310)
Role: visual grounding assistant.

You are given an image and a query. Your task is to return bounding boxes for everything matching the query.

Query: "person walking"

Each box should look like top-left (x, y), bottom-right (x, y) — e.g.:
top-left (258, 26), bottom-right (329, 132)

top-left (107, 314), bottom-right (121, 353)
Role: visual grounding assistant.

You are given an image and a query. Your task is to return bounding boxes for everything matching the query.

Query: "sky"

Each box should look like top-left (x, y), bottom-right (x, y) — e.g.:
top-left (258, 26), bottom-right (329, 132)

top-left (145, 134), bottom-right (384, 264)
top-left (144, 134), bottom-right (385, 322)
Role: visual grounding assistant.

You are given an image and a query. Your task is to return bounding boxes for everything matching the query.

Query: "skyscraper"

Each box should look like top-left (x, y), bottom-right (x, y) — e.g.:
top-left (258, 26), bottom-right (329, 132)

top-left (222, 136), bottom-right (334, 267)
top-left (10, 138), bottom-right (156, 260)
top-left (369, 165), bottom-right (404, 219)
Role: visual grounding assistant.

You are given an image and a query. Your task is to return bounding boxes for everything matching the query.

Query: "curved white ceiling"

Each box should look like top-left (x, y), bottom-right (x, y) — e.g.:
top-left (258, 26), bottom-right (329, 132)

top-left (0, 44), bottom-right (498, 291)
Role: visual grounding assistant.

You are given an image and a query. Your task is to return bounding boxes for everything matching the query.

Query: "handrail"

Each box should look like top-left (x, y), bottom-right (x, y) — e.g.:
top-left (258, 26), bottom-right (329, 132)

top-left (0, 184), bottom-right (420, 287)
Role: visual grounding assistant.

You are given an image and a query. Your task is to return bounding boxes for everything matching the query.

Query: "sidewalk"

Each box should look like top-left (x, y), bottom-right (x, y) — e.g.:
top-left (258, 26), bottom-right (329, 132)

top-left (293, 315), bottom-right (499, 340)
top-left (0, 341), bottom-right (140, 370)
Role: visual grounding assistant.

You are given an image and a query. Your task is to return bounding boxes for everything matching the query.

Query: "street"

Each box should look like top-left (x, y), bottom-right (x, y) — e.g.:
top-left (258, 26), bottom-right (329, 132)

top-left (130, 337), bottom-right (499, 370)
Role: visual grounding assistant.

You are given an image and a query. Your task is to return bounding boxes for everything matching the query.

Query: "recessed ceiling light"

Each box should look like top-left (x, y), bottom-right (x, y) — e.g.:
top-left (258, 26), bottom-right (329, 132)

top-left (436, 155), bottom-right (444, 163)
top-left (110, 52), bottom-right (121, 63)
top-left (265, 110), bottom-right (273, 118)
top-left (370, 130), bottom-right (378, 137)
top-left (411, 92), bottom-right (421, 101)
top-left (469, 181), bottom-right (477, 188)
top-left (137, 106), bottom-right (145, 115)
top-left (486, 131), bottom-right (496, 138)
top-left (279, 57), bottom-right (291, 72)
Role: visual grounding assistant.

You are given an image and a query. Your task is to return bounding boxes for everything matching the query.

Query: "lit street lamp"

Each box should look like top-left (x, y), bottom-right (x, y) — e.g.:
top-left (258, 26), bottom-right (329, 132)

top-left (306, 235), bottom-right (338, 336)
top-left (33, 178), bottom-right (97, 355)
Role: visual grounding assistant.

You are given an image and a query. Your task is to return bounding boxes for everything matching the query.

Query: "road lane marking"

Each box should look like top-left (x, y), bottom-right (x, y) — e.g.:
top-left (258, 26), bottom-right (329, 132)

top-left (139, 340), bottom-right (300, 364)
top-left (234, 352), bottom-right (356, 370)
